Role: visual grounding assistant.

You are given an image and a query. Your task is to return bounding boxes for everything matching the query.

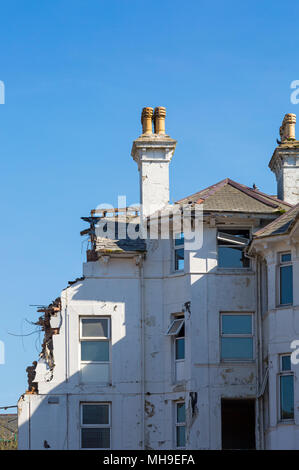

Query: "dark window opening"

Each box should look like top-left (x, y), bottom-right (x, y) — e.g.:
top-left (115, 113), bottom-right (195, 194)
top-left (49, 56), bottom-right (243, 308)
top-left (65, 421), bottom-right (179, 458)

top-left (217, 229), bottom-right (250, 268)
top-left (221, 399), bottom-right (255, 449)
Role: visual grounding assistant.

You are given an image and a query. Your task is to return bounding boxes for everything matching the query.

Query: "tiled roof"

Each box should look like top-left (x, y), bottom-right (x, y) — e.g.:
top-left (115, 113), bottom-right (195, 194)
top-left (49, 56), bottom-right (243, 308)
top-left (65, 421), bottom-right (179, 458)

top-left (253, 203), bottom-right (299, 238)
top-left (176, 178), bottom-right (291, 213)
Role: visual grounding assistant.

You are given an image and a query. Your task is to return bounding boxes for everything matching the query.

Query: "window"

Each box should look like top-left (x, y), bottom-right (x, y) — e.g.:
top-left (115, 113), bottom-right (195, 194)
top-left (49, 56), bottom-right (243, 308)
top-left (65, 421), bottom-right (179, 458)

top-left (175, 323), bottom-right (185, 361)
top-left (217, 229), bottom-right (250, 268)
top-left (175, 402), bottom-right (186, 448)
top-left (221, 314), bottom-right (254, 361)
top-left (174, 232), bottom-right (184, 271)
top-left (279, 354), bottom-right (294, 421)
top-left (80, 317), bottom-right (110, 383)
top-left (166, 316), bottom-right (185, 381)
top-left (279, 253), bottom-right (293, 305)
top-left (80, 403), bottom-right (111, 449)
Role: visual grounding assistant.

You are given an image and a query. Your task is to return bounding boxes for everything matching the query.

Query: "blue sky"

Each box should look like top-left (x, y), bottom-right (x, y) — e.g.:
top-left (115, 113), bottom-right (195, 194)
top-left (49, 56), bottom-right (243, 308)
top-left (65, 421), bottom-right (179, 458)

top-left (0, 0), bottom-right (299, 409)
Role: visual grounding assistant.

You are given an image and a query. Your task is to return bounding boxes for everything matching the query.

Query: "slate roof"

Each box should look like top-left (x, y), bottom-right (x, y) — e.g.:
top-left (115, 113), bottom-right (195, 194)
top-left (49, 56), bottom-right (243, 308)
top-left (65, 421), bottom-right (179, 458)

top-left (81, 217), bottom-right (146, 254)
top-left (253, 203), bottom-right (299, 238)
top-left (176, 178), bottom-right (291, 213)
top-left (95, 220), bottom-right (146, 254)
top-left (96, 234), bottom-right (146, 254)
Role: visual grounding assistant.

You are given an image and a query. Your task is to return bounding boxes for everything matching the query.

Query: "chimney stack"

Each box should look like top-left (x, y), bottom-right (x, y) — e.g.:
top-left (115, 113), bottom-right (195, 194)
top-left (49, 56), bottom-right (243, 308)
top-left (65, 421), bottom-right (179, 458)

top-left (269, 113), bottom-right (299, 205)
top-left (131, 106), bottom-right (177, 217)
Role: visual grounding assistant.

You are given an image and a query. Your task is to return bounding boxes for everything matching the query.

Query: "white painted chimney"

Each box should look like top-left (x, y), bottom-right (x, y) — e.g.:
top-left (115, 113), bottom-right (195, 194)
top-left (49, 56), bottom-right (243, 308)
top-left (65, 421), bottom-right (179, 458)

top-left (131, 106), bottom-right (177, 217)
top-left (269, 113), bottom-right (299, 205)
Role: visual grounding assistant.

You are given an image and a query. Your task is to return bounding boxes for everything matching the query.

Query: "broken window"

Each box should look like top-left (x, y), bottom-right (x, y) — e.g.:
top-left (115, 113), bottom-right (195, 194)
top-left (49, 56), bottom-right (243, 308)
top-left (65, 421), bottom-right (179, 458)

top-left (174, 232), bottom-right (184, 271)
top-left (279, 253), bottom-right (293, 306)
top-left (80, 403), bottom-right (111, 449)
top-left (220, 314), bottom-right (253, 361)
top-left (166, 316), bottom-right (185, 381)
top-left (217, 229), bottom-right (250, 268)
top-left (80, 317), bottom-right (110, 383)
top-left (279, 354), bottom-right (294, 420)
top-left (175, 402), bottom-right (186, 448)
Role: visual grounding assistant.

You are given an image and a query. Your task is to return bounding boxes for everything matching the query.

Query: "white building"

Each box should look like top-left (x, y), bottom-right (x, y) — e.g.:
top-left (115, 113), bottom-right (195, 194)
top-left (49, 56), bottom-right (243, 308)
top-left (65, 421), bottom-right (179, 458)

top-left (18, 108), bottom-right (299, 450)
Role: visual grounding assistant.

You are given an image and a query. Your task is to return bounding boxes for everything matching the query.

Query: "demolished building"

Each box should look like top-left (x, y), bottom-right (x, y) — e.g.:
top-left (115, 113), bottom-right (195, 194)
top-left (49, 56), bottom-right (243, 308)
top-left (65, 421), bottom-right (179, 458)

top-left (18, 108), bottom-right (299, 449)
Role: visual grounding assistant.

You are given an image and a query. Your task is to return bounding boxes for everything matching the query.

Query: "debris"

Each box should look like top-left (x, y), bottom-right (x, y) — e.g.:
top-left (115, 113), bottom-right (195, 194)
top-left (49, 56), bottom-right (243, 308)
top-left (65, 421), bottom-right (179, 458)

top-left (68, 276), bottom-right (85, 286)
top-left (26, 361), bottom-right (38, 394)
top-left (25, 298), bottom-right (61, 391)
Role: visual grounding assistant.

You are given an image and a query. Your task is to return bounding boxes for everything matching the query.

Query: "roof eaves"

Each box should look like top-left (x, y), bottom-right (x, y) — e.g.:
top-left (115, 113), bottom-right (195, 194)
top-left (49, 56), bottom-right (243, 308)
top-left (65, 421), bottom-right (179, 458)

top-left (253, 204), bottom-right (299, 238)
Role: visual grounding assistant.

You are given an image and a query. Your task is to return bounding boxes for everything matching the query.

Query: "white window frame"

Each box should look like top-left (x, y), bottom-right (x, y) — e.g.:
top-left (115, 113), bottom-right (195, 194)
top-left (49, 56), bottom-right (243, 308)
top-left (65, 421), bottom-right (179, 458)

top-left (175, 401), bottom-right (186, 449)
top-left (278, 252), bottom-right (293, 306)
top-left (79, 316), bottom-right (111, 383)
top-left (220, 313), bottom-right (254, 362)
top-left (80, 402), bottom-right (111, 449)
top-left (166, 315), bottom-right (185, 382)
top-left (165, 318), bottom-right (184, 336)
top-left (174, 232), bottom-right (185, 272)
top-left (278, 354), bottom-right (294, 422)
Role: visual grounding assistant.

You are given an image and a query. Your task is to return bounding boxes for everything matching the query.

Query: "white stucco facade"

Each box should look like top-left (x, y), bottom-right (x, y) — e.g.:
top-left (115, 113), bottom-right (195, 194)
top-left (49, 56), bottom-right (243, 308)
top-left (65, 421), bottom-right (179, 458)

top-left (18, 109), bottom-right (299, 450)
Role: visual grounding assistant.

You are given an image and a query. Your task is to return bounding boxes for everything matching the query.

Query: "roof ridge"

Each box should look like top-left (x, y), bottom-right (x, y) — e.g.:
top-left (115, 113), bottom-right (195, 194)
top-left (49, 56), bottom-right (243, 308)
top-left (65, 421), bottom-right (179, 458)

top-left (175, 177), bottom-right (292, 211)
top-left (226, 179), bottom-right (280, 208)
top-left (175, 177), bottom-right (229, 204)
top-left (231, 180), bottom-right (293, 207)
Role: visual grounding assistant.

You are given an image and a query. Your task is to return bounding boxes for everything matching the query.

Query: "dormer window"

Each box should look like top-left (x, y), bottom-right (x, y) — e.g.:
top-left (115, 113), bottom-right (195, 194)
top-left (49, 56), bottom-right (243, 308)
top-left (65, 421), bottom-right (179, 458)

top-left (217, 229), bottom-right (250, 268)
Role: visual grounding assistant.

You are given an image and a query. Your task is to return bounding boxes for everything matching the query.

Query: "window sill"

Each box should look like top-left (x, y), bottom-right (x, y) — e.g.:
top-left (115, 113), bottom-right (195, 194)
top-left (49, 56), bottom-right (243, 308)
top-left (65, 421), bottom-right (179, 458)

top-left (276, 304), bottom-right (293, 309)
top-left (169, 270), bottom-right (185, 277)
top-left (79, 382), bottom-right (112, 386)
top-left (277, 419), bottom-right (295, 426)
top-left (220, 360), bottom-right (256, 364)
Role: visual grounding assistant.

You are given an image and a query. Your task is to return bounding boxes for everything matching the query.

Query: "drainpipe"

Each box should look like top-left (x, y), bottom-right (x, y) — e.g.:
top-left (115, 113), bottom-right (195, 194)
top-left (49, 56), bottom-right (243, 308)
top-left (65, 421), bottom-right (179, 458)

top-left (28, 396), bottom-right (31, 450)
top-left (256, 255), bottom-right (264, 449)
top-left (138, 258), bottom-right (145, 450)
top-left (64, 289), bottom-right (69, 383)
